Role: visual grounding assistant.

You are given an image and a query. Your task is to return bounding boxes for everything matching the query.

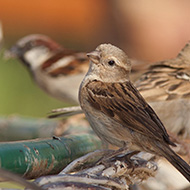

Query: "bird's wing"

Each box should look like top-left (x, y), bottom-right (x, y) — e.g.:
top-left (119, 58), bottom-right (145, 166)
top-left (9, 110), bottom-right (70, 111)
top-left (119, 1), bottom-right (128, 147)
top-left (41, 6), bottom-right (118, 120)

top-left (85, 80), bottom-right (175, 146)
top-left (135, 57), bottom-right (190, 101)
top-left (41, 51), bottom-right (88, 77)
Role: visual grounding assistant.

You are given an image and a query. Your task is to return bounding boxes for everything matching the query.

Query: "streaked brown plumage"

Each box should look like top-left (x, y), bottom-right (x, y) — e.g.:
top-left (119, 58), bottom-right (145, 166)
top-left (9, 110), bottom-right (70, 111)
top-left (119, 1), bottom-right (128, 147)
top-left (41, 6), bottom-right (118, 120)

top-left (79, 43), bottom-right (190, 182)
top-left (135, 42), bottom-right (190, 101)
top-left (135, 42), bottom-right (190, 139)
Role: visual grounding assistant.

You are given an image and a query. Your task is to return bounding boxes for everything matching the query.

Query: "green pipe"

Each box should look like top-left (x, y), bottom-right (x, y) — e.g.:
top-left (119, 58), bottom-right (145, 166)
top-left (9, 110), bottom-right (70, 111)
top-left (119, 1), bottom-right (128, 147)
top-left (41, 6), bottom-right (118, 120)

top-left (0, 134), bottom-right (102, 179)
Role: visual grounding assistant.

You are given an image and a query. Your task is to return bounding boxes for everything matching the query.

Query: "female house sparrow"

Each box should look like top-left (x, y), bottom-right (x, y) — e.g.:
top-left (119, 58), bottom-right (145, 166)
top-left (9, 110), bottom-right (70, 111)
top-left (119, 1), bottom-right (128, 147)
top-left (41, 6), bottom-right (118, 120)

top-left (79, 44), bottom-right (190, 182)
top-left (7, 34), bottom-right (89, 103)
top-left (135, 42), bottom-right (190, 138)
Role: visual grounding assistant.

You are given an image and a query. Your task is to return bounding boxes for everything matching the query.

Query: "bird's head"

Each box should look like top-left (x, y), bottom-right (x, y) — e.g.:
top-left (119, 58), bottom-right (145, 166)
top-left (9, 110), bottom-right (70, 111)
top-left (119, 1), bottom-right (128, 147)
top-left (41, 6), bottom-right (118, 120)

top-left (86, 44), bottom-right (131, 83)
top-left (6, 34), bottom-right (63, 70)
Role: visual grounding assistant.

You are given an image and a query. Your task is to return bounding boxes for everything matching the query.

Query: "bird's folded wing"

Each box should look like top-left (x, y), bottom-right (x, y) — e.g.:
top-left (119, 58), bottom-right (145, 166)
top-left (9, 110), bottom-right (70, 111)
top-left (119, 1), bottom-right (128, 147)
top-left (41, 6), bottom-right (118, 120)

top-left (86, 80), bottom-right (174, 145)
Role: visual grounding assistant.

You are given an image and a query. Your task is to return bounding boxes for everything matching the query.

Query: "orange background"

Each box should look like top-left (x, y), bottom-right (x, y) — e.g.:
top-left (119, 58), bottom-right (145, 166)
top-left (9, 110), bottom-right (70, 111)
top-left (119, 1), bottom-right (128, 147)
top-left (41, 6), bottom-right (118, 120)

top-left (0, 0), bottom-right (110, 50)
top-left (1, 0), bottom-right (190, 61)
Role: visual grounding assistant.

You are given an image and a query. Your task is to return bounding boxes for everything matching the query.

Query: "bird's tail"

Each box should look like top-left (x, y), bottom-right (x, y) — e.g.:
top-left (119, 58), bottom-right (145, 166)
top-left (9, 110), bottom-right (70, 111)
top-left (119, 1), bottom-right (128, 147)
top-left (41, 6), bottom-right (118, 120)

top-left (159, 144), bottom-right (190, 182)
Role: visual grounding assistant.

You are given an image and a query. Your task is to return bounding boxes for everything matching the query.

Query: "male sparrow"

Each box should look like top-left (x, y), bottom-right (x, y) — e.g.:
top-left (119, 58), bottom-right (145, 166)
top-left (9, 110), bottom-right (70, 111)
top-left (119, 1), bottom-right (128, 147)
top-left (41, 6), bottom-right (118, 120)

top-left (79, 44), bottom-right (190, 182)
top-left (135, 42), bottom-right (190, 138)
top-left (7, 34), bottom-right (89, 103)
top-left (6, 34), bottom-right (147, 105)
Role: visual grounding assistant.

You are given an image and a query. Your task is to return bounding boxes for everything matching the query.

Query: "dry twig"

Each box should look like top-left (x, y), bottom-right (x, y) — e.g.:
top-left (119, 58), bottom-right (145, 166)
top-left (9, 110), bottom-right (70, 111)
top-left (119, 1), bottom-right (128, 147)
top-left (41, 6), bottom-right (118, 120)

top-left (34, 150), bottom-right (157, 190)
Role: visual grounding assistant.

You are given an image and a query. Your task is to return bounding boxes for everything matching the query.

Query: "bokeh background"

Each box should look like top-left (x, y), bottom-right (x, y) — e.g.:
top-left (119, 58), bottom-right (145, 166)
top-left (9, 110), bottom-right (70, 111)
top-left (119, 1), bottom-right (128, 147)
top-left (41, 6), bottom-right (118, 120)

top-left (0, 0), bottom-right (190, 117)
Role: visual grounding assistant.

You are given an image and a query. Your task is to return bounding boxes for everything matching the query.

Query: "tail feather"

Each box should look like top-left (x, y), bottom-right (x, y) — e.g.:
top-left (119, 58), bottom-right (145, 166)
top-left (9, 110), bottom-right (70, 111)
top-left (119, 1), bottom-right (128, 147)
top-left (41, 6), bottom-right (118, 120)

top-left (160, 145), bottom-right (190, 182)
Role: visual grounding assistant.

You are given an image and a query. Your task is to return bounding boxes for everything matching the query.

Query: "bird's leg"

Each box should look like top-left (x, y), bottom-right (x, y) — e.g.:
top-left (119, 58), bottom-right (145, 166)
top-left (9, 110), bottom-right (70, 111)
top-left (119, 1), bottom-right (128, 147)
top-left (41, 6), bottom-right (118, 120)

top-left (104, 142), bottom-right (138, 161)
top-left (115, 150), bottom-right (140, 169)
top-left (98, 142), bottom-right (140, 168)
top-left (94, 144), bottom-right (125, 166)
top-left (116, 150), bottom-right (140, 161)
top-left (99, 146), bottom-right (128, 163)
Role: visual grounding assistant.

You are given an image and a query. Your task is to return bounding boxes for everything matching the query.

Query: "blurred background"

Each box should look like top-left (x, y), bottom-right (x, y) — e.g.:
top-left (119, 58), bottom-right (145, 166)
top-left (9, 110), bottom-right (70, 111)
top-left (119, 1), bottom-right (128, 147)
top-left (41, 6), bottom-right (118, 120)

top-left (0, 0), bottom-right (190, 117)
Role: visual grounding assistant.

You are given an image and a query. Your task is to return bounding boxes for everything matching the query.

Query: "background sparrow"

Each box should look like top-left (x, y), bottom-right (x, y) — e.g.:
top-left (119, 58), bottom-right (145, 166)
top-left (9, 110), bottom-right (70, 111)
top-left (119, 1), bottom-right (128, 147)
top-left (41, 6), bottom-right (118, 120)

top-left (135, 41), bottom-right (190, 139)
top-left (6, 34), bottom-right (89, 103)
top-left (6, 34), bottom-right (147, 105)
top-left (79, 43), bottom-right (190, 182)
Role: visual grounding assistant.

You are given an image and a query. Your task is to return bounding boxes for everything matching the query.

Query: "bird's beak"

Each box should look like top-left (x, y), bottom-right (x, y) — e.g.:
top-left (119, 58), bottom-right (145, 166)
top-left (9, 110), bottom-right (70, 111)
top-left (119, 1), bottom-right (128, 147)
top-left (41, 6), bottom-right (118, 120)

top-left (87, 50), bottom-right (100, 64)
top-left (4, 46), bottom-right (19, 59)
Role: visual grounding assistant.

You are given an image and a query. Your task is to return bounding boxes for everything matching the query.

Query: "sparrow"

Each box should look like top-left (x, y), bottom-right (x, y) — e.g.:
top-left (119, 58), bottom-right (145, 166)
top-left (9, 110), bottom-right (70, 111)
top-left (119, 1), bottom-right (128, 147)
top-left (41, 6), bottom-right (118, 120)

top-left (79, 43), bottom-right (190, 182)
top-left (6, 34), bottom-right (146, 104)
top-left (135, 41), bottom-right (190, 101)
top-left (6, 34), bottom-right (89, 103)
top-left (135, 41), bottom-right (190, 139)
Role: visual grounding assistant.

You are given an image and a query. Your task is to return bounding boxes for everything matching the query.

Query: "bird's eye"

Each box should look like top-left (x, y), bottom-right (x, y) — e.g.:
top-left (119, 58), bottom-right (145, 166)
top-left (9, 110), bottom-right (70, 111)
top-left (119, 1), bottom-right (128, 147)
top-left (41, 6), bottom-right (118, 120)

top-left (108, 60), bottom-right (115, 66)
top-left (31, 41), bottom-right (36, 47)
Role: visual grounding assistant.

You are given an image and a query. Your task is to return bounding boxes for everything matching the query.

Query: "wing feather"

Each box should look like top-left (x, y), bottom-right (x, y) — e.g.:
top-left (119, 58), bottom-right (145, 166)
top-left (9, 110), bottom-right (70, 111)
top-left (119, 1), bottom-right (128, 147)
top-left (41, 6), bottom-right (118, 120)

top-left (85, 80), bottom-right (175, 146)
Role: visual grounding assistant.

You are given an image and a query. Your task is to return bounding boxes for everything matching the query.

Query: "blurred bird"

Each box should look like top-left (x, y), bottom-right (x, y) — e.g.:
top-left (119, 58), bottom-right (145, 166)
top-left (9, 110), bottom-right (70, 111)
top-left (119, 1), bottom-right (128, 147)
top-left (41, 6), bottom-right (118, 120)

top-left (133, 41), bottom-right (190, 190)
top-left (6, 34), bottom-right (89, 103)
top-left (79, 43), bottom-right (190, 182)
top-left (135, 41), bottom-right (190, 139)
top-left (6, 34), bottom-right (146, 105)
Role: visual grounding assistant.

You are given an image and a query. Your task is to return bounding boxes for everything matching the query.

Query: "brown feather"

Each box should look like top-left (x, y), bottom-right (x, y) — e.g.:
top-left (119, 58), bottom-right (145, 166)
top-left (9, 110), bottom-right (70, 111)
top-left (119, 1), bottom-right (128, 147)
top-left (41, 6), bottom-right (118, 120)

top-left (48, 59), bottom-right (88, 77)
top-left (136, 59), bottom-right (190, 101)
top-left (85, 80), bottom-right (175, 146)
